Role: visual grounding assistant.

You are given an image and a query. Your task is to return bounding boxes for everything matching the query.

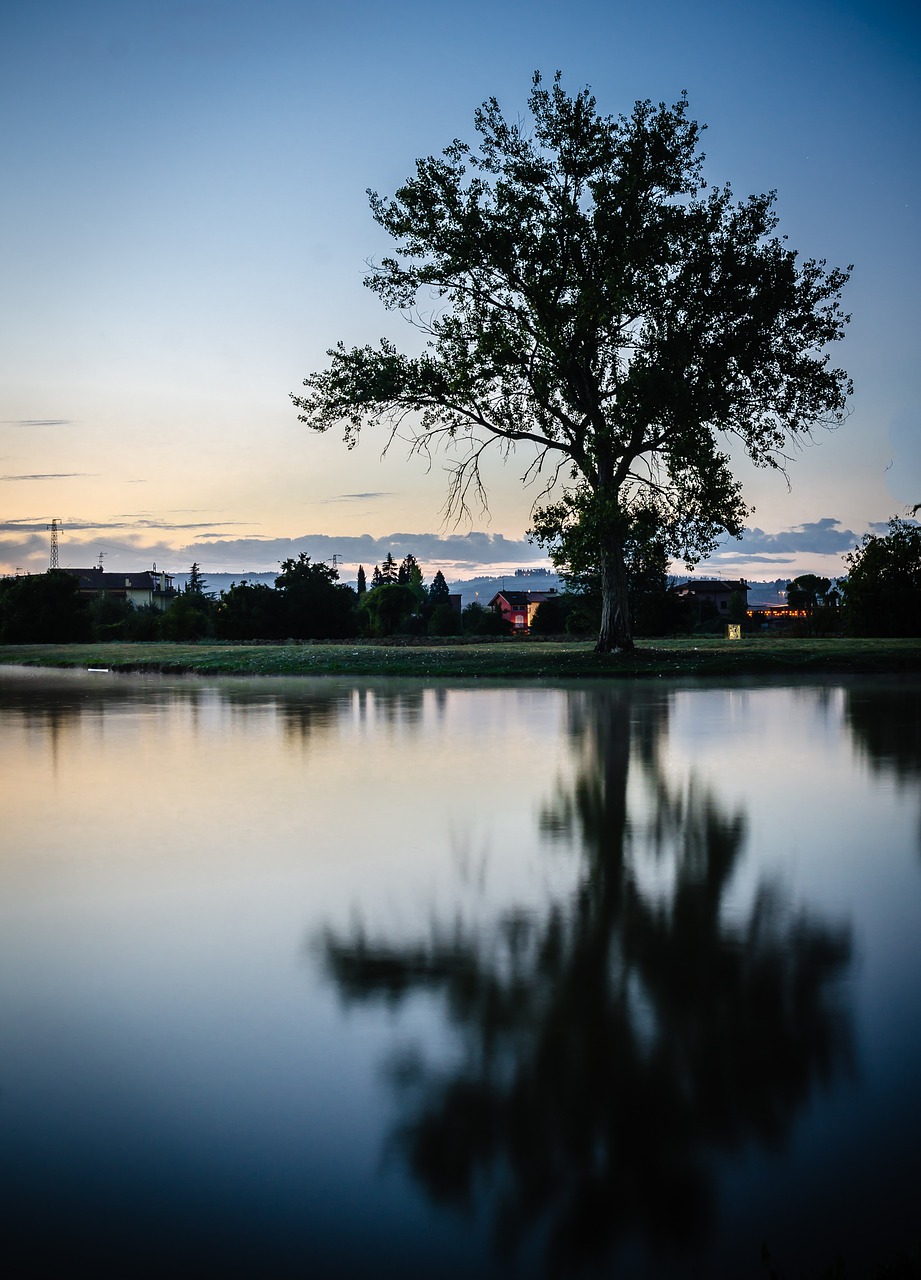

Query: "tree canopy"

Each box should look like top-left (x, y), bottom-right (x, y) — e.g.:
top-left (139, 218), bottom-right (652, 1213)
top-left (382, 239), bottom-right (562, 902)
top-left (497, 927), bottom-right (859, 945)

top-left (843, 516), bottom-right (921, 637)
top-left (274, 553), bottom-right (357, 639)
top-left (0, 571), bottom-right (91, 643)
top-left (293, 74), bottom-right (851, 651)
top-left (786, 573), bottom-right (833, 610)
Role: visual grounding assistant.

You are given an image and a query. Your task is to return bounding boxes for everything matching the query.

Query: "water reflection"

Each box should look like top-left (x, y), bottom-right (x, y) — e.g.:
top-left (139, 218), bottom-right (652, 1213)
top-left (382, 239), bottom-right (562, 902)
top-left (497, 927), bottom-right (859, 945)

top-left (845, 679), bottom-right (921, 783)
top-left (321, 686), bottom-right (854, 1274)
top-left (846, 679), bottom-right (921, 856)
top-left (0, 667), bottom-right (444, 749)
top-left (5, 669), bottom-right (919, 1277)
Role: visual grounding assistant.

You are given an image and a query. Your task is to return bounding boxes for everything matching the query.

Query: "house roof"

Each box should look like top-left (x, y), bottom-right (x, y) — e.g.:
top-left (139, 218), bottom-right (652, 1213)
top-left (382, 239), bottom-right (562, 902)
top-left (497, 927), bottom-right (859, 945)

top-left (488, 590), bottom-right (556, 608)
top-left (60, 567), bottom-right (174, 591)
top-left (671, 579), bottom-right (748, 596)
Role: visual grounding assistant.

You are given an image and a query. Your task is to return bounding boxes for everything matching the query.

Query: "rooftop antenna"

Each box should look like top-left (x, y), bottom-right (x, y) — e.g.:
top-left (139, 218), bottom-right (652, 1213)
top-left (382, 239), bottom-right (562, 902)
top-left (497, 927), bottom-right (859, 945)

top-left (46, 518), bottom-right (64, 569)
top-left (97, 551), bottom-right (107, 569)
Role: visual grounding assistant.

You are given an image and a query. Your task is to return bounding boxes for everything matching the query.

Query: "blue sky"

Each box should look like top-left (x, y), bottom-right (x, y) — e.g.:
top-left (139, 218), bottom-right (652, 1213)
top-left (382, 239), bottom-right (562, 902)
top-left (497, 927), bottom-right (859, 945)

top-left (1, 0), bottom-right (918, 581)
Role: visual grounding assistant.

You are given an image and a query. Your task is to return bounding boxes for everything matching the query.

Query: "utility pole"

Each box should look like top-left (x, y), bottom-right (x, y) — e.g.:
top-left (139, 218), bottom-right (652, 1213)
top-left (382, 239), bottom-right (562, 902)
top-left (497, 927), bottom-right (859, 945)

top-left (46, 518), bottom-right (64, 569)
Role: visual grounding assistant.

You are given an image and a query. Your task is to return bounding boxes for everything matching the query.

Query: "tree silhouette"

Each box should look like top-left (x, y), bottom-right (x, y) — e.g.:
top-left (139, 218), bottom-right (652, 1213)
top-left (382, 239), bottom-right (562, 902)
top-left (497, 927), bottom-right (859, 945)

top-left (295, 75), bottom-right (851, 652)
top-left (318, 686), bottom-right (853, 1275)
top-left (846, 679), bottom-right (921, 853)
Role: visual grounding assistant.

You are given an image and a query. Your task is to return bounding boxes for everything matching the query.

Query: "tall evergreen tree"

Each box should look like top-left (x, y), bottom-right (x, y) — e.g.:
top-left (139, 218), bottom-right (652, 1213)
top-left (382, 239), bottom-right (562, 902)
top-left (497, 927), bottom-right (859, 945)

top-left (380, 552), bottom-right (399, 584)
top-left (429, 570), bottom-right (450, 601)
top-left (371, 564), bottom-right (384, 588)
top-left (407, 560), bottom-right (427, 606)
top-left (356, 565), bottom-right (367, 596)
top-left (185, 562), bottom-right (210, 597)
top-left (398, 553), bottom-right (419, 585)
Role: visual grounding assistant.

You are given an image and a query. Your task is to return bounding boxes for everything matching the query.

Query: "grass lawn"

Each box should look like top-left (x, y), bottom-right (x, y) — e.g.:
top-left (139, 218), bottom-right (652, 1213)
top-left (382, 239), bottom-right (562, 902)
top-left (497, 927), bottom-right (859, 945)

top-left (1, 635), bottom-right (919, 679)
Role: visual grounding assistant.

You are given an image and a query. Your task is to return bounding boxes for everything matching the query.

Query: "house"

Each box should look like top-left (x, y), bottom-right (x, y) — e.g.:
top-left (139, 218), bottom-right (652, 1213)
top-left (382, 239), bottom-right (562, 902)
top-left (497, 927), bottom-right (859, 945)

top-left (60, 566), bottom-right (177, 611)
top-left (670, 579), bottom-right (748, 618)
top-left (487, 589), bottom-right (559, 632)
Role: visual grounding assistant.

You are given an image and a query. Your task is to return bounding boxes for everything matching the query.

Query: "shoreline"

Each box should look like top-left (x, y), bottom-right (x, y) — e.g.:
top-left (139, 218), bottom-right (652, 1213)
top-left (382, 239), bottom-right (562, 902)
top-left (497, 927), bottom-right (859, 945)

top-left (2, 637), bottom-right (920, 680)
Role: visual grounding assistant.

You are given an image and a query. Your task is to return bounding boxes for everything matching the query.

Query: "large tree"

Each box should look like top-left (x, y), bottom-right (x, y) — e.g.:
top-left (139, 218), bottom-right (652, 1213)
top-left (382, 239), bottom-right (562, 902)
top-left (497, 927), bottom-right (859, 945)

top-left (293, 74), bottom-right (851, 651)
top-left (274, 553), bottom-right (357, 639)
top-left (843, 515), bottom-right (921, 637)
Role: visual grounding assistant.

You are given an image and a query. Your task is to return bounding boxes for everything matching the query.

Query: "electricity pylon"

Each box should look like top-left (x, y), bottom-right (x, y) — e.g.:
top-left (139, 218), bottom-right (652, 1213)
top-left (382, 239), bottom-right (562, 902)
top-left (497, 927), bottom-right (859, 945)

top-left (46, 518), bottom-right (64, 569)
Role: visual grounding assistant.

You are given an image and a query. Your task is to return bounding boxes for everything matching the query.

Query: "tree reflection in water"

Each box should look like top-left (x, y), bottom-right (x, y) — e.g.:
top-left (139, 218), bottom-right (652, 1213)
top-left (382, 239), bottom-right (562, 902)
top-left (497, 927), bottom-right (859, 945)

top-left (846, 679), bottom-right (921, 853)
top-left (319, 686), bottom-right (853, 1275)
top-left (845, 680), bottom-right (921, 785)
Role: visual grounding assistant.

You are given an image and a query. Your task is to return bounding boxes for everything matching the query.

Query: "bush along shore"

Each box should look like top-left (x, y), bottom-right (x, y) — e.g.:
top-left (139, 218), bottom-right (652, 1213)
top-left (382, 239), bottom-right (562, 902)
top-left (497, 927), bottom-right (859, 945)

top-left (1, 636), bottom-right (920, 680)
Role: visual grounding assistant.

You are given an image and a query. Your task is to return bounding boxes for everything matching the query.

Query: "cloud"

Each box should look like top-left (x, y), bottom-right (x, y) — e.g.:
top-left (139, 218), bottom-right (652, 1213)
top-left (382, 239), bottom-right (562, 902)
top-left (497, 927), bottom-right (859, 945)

top-left (0, 528), bottom-right (550, 577)
top-left (677, 517), bottom-right (875, 578)
top-left (7, 516), bottom-right (897, 580)
top-left (122, 519), bottom-right (254, 531)
top-left (707, 518), bottom-right (860, 559)
top-left (0, 517), bottom-right (253, 532)
top-left (171, 530), bottom-right (550, 573)
top-left (1, 473), bottom-right (94, 481)
top-left (0, 419), bottom-right (73, 427)
top-left (318, 492), bottom-right (393, 503)
top-left (0, 532), bottom-right (48, 564)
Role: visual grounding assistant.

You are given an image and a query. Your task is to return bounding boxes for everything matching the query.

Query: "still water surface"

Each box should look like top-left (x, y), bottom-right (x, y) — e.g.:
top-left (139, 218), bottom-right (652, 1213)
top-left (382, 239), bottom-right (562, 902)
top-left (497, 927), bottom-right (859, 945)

top-left (1, 668), bottom-right (919, 1278)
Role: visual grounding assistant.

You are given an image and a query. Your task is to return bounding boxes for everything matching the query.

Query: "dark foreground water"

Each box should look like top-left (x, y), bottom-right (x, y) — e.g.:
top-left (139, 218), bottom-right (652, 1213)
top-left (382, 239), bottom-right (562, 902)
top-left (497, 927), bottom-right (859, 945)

top-left (1, 668), bottom-right (919, 1279)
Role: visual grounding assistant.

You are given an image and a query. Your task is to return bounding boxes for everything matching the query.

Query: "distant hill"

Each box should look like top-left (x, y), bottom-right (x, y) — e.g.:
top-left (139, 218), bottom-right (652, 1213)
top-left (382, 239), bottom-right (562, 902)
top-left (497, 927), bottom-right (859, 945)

top-left (171, 569), bottom-right (564, 607)
top-left (172, 570), bottom-right (791, 611)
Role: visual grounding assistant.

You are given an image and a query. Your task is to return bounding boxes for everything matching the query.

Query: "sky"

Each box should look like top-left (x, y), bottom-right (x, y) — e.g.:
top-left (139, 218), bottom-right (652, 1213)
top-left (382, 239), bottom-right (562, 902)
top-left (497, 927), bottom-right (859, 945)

top-left (1, 0), bottom-right (919, 584)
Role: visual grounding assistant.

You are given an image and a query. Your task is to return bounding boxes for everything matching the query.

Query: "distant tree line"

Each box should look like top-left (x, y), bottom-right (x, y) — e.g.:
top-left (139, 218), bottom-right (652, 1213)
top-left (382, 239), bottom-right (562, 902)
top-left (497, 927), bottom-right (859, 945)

top-left (2, 516), bottom-right (919, 643)
top-left (0, 555), bottom-right (484, 643)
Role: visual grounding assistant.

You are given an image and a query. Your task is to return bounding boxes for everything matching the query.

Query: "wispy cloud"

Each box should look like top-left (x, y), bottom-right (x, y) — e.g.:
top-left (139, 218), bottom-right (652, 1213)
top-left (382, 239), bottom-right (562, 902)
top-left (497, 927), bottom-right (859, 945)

top-left (318, 492), bottom-right (393, 503)
top-left (1, 473), bottom-right (94, 481)
top-left (122, 519), bottom-right (254, 530)
top-left (0, 517), bottom-right (254, 532)
top-left (1, 419), bottom-right (73, 427)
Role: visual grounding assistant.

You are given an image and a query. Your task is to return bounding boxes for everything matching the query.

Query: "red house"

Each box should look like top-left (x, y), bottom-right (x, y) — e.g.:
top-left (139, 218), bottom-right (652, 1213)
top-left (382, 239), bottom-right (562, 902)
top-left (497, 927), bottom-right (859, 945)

top-left (487, 589), bottom-right (558, 632)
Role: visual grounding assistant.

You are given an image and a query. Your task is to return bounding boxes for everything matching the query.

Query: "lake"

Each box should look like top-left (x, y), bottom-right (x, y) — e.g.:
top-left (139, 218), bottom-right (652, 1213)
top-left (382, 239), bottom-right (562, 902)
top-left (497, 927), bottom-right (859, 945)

top-left (1, 667), bottom-right (919, 1278)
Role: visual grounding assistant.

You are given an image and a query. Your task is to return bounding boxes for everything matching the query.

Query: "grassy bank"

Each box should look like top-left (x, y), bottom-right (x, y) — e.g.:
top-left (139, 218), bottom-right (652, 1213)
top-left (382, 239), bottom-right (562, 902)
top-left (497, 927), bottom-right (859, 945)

top-left (1, 636), bottom-right (919, 679)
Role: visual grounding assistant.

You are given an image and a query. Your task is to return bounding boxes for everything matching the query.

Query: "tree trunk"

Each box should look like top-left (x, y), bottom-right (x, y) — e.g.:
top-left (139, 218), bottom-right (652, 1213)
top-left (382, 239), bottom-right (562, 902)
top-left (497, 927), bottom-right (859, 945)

top-left (595, 537), bottom-right (634, 653)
